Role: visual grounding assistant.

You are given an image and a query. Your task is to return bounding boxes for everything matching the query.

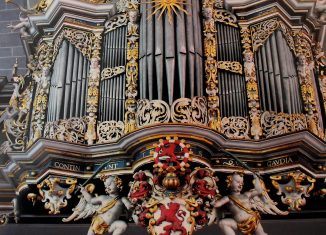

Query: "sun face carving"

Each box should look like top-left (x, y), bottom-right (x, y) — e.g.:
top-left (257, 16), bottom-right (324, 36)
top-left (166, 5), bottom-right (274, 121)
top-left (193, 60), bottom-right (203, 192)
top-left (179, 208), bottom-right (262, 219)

top-left (146, 0), bottom-right (189, 23)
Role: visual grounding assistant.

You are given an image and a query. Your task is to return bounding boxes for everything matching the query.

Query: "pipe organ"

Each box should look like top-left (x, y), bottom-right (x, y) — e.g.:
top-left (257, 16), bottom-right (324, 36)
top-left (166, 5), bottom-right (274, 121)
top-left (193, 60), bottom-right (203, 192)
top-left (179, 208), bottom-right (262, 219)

top-left (47, 40), bottom-right (90, 122)
top-left (255, 30), bottom-right (302, 114)
top-left (1, 1), bottom-right (326, 234)
top-left (139, 0), bottom-right (204, 103)
top-left (216, 22), bottom-right (247, 117)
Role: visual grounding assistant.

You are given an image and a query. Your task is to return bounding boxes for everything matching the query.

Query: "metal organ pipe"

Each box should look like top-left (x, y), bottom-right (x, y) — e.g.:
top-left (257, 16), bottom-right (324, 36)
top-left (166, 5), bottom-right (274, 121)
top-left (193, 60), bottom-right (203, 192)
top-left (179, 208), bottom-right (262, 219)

top-left (255, 30), bottom-right (302, 114)
top-left (216, 22), bottom-right (247, 118)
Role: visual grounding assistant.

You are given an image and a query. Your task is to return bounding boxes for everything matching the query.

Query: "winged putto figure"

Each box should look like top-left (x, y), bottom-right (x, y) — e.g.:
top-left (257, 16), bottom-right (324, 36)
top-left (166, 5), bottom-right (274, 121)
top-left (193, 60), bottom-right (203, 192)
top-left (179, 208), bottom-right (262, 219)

top-left (213, 172), bottom-right (288, 235)
top-left (63, 175), bottom-right (132, 235)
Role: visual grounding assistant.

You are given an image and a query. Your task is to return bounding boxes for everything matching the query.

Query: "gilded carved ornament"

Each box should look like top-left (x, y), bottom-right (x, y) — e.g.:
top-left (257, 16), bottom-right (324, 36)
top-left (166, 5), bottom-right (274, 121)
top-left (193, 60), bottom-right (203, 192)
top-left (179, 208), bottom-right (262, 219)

top-left (217, 61), bottom-right (243, 74)
top-left (270, 171), bottom-right (316, 211)
top-left (44, 117), bottom-right (87, 143)
top-left (202, 0), bottom-right (221, 132)
top-left (101, 66), bottom-right (126, 80)
top-left (239, 26), bottom-right (263, 140)
top-left (124, 3), bottom-right (140, 134)
top-left (97, 121), bottom-right (125, 143)
top-left (261, 111), bottom-right (307, 138)
top-left (250, 18), bottom-right (295, 53)
top-left (221, 116), bottom-right (250, 140)
top-left (27, 177), bottom-right (77, 214)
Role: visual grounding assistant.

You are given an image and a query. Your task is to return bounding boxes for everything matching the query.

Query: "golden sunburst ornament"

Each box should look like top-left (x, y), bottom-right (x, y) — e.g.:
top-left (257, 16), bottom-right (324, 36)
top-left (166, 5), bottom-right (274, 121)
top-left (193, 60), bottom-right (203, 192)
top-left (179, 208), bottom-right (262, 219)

top-left (146, 0), bottom-right (189, 23)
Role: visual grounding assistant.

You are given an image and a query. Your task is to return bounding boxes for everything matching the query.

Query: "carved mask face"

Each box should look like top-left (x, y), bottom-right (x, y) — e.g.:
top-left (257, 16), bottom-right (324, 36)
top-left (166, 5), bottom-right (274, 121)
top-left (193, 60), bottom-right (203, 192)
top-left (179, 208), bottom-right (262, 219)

top-left (231, 174), bottom-right (243, 193)
top-left (244, 51), bottom-right (253, 63)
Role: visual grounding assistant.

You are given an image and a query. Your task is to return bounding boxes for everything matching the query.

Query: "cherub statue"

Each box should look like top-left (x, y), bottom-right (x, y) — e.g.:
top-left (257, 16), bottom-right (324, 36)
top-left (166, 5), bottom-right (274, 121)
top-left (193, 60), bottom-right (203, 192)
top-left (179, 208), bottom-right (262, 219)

top-left (7, 12), bottom-right (31, 37)
top-left (63, 175), bottom-right (132, 235)
top-left (213, 172), bottom-right (288, 235)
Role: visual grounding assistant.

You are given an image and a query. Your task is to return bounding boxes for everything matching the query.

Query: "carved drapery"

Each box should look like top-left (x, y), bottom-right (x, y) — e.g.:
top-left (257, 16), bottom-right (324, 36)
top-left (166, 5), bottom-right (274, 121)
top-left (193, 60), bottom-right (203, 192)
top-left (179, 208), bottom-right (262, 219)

top-left (44, 117), bottom-right (87, 143)
top-left (136, 97), bottom-right (207, 128)
top-left (261, 111), bottom-right (307, 138)
top-left (240, 25), bottom-right (262, 140)
top-left (203, 0), bottom-right (221, 132)
top-left (221, 116), bottom-right (250, 140)
top-left (97, 121), bottom-right (124, 143)
top-left (124, 2), bottom-right (140, 133)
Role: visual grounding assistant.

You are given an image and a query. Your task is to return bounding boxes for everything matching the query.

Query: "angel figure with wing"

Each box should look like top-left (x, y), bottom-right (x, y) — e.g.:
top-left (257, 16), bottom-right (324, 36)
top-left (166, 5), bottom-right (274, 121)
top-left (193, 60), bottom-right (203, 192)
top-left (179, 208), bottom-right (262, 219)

top-left (63, 175), bottom-right (132, 235)
top-left (213, 172), bottom-right (288, 235)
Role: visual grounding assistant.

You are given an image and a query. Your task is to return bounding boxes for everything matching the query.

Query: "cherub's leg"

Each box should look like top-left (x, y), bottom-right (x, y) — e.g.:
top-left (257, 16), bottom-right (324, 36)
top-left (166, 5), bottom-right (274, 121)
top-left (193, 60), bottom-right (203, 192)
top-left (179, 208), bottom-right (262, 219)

top-left (254, 223), bottom-right (268, 235)
top-left (109, 220), bottom-right (127, 235)
top-left (218, 218), bottom-right (237, 235)
top-left (87, 227), bottom-right (95, 235)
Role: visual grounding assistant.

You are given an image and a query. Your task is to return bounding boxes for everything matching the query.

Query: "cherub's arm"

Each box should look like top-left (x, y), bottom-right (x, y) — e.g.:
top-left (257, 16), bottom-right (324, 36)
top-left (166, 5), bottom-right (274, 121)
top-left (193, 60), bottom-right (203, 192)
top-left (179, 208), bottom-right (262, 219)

top-left (80, 186), bottom-right (104, 205)
top-left (245, 174), bottom-right (263, 198)
top-left (90, 195), bottom-right (106, 205)
top-left (121, 197), bottom-right (133, 210)
top-left (213, 196), bottom-right (230, 208)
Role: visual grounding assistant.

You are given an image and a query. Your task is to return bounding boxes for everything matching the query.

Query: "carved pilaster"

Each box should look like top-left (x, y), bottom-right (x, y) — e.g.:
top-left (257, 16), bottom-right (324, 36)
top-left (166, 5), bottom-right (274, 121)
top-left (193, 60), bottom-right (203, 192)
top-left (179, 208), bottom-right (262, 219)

top-left (240, 25), bottom-right (262, 140)
top-left (28, 41), bottom-right (54, 145)
top-left (294, 31), bottom-right (323, 138)
top-left (203, 0), bottom-right (221, 132)
top-left (124, 1), bottom-right (140, 133)
top-left (85, 32), bottom-right (102, 145)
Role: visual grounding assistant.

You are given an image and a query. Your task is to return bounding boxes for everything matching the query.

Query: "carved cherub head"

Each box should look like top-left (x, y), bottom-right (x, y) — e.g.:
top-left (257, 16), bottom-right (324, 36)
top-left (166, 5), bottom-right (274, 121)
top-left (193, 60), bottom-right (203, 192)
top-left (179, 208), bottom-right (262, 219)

top-left (298, 54), bottom-right (306, 66)
top-left (100, 175), bottom-right (123, 194)
top-left (128, 9), bottom-right (139, 23)
top-left (244, 50), bottom-right (254, 63)
top-left (202, 7), bottom-right (213, 20)
top-left (226, 172), bottom-right (244, 193)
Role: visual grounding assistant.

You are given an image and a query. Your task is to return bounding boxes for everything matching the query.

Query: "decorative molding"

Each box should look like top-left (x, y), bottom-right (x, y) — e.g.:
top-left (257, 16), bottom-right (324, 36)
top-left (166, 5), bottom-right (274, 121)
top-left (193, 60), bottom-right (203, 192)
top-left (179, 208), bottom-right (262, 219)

top-left (97, 121), bottom-right (125, 143)
top-left (101, 66), bottom-right (125, 80)
top-left (261, 111), bottom-right (307, 138)
top-left (270, 171), bottom-right (315, 211)
top-left (217, 61), bottom-right (243, 74)
top-left (44, 117), bottom-right (87, 144)
top-left (221, 116), bottom-right (250, 140)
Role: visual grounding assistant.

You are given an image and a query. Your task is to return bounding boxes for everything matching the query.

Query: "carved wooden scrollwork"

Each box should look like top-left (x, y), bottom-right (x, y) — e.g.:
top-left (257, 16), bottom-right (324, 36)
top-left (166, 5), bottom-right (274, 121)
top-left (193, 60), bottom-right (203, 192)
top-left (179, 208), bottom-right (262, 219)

top-left (171, 97), bottom-right (208, 125)
top-left (261, 111), bottom-right (307, 138)
top-left (97, 121), bottom-right (125, 143)
top-left (101, 66), bottom-right (125, 80)
top-left (105, 13), bottom-right (128, 33)
top-left (221, 116), bottom-right (250, 140)
top-left (213, 9), bottom-right (238, 27)
top-left (136, 99), bottom-right (170, 128)
top-left (44, 117), bottom-right (87, 144)
top-left (217, 61), bottom-right (243, 74)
